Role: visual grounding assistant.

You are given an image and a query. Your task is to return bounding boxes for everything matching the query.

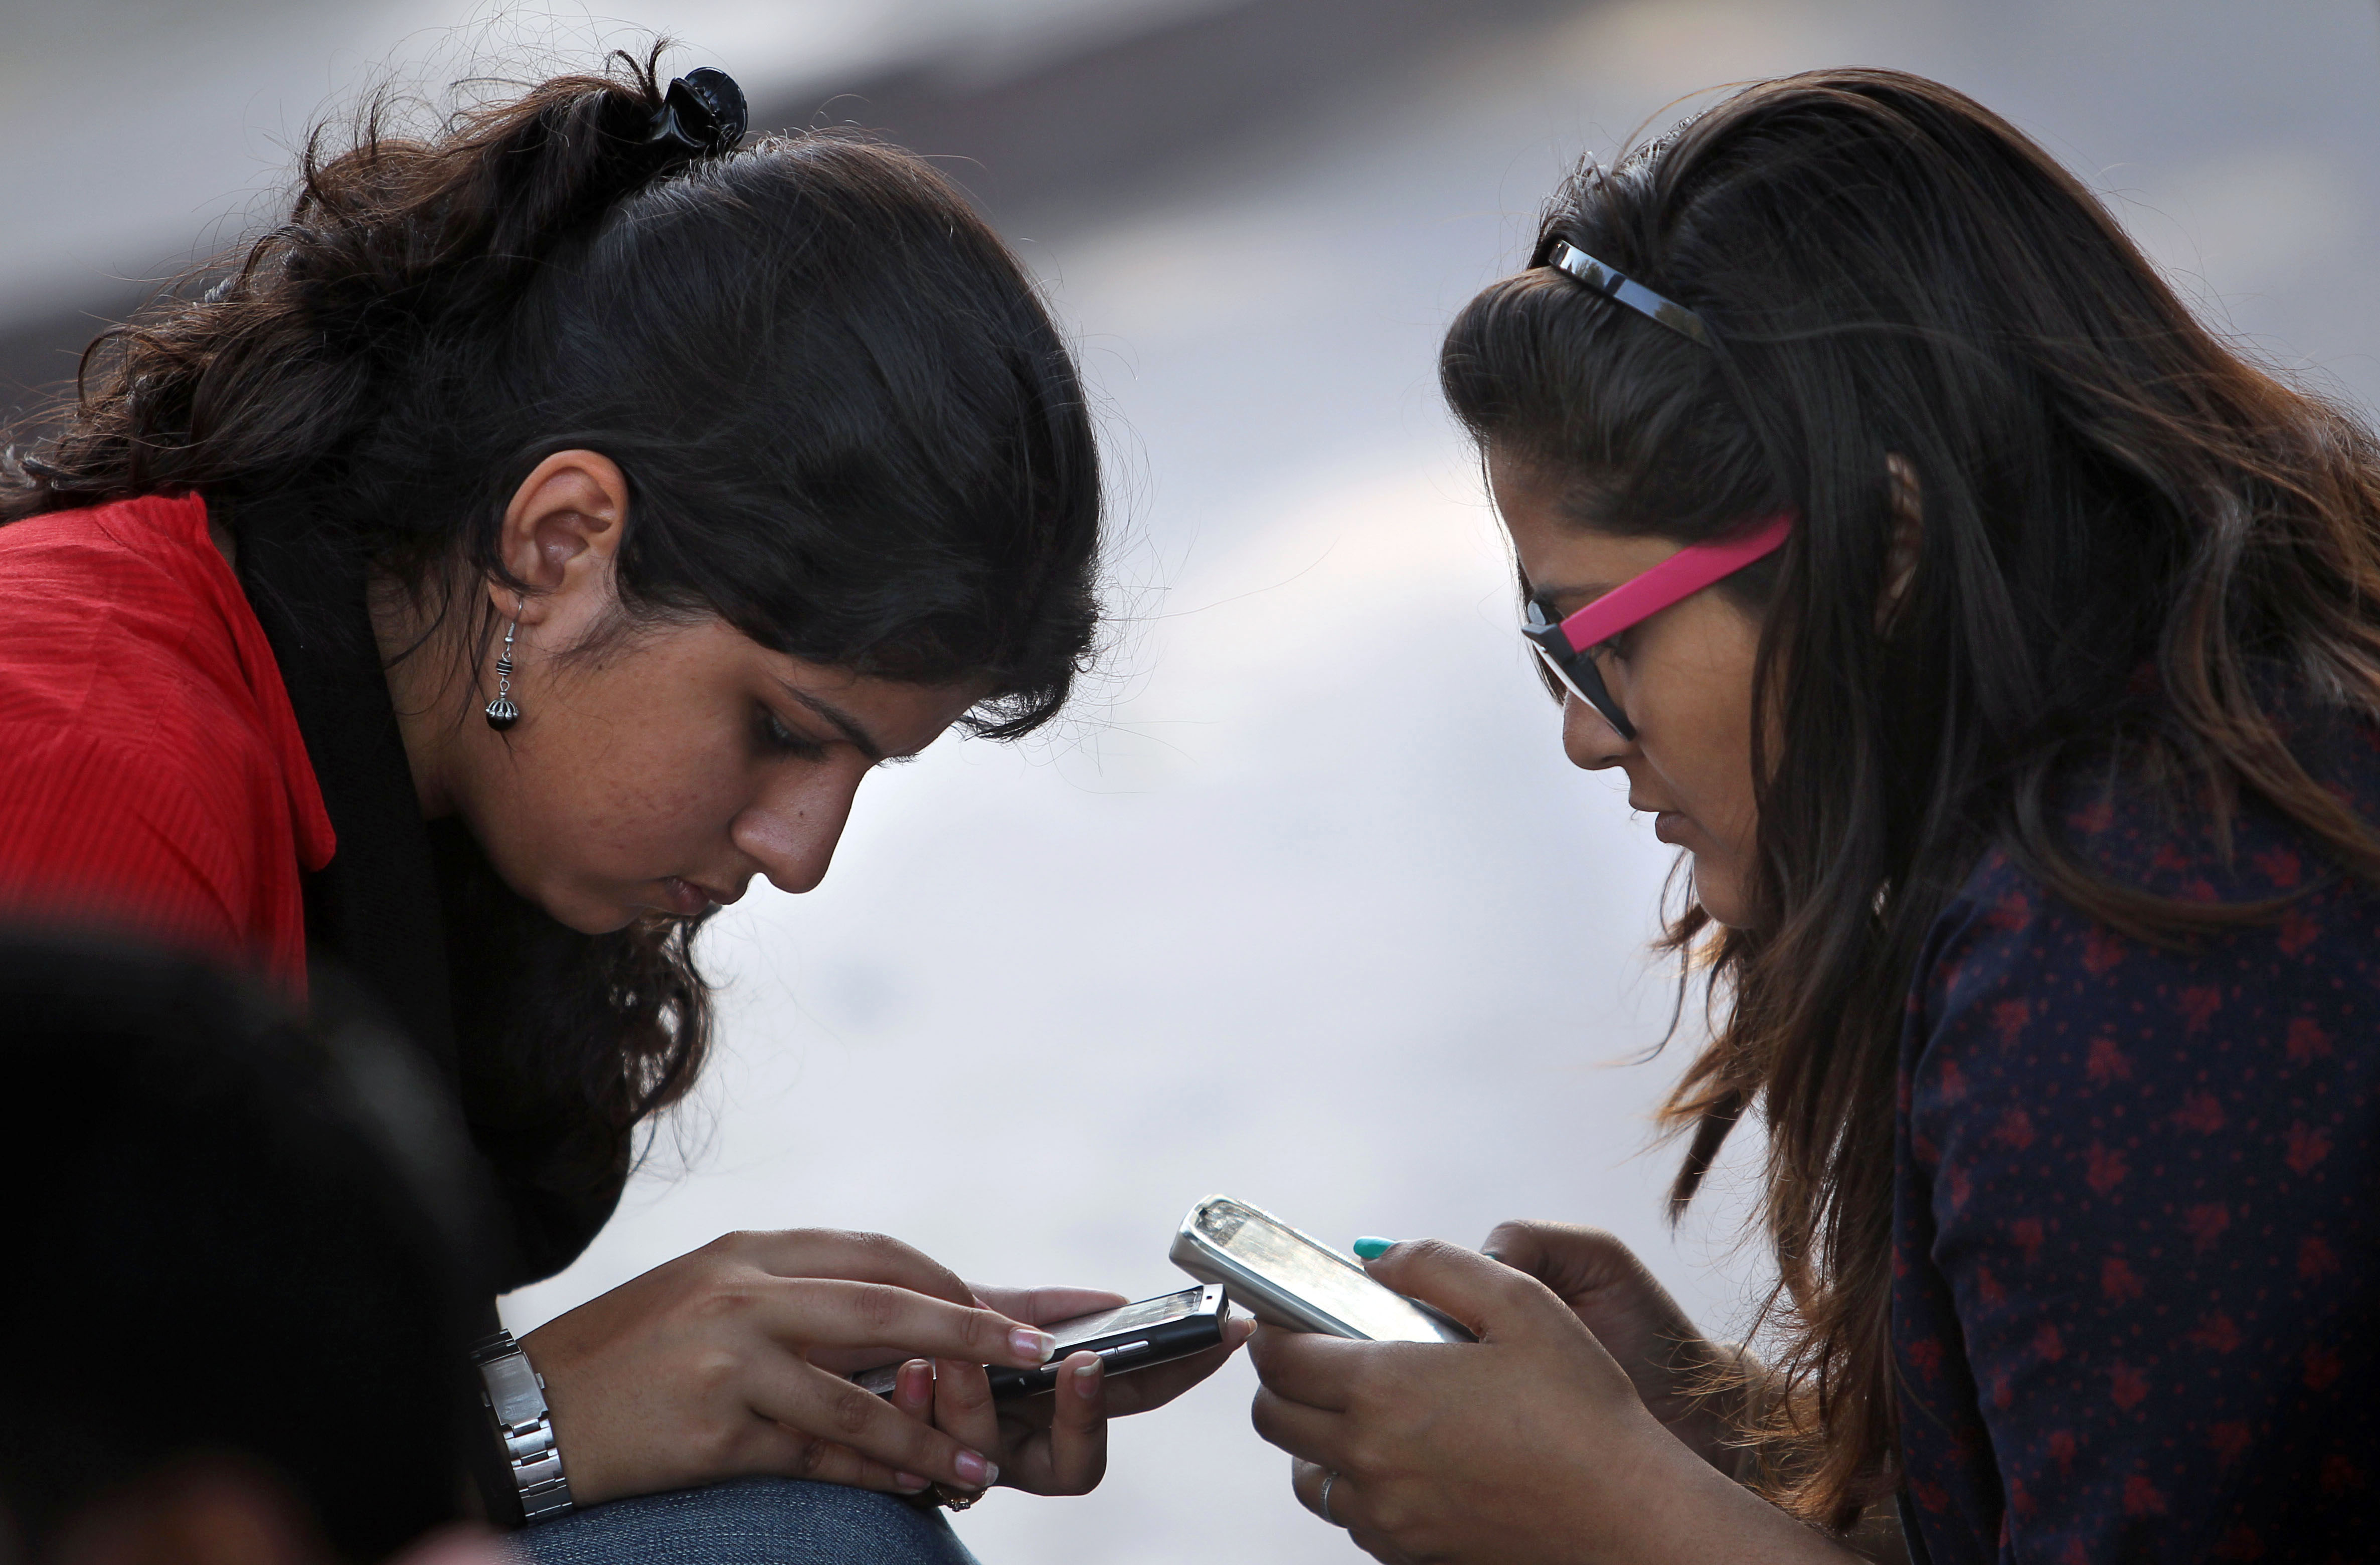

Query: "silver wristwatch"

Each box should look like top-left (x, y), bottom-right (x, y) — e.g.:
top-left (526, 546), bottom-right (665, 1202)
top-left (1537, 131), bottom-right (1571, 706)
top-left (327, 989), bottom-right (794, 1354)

top-left (469, 1330), bottom-right (575, 1522)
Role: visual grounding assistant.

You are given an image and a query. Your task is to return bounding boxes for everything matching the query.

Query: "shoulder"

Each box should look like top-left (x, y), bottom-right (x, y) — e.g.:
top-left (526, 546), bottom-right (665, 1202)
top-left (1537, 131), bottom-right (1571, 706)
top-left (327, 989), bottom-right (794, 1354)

top-left (1, 492), bottom-right (224, 596)
top-left (1902, 728), bottom-right (2378, 1259)
top-left (2, 495), bottom-right (266, 765)
top-left (1, 494), bottom-right (250, 700)
top-left (1917, 722), bottom-right (2380, 1044)
top-left (0, 497), bottom-right (332, 957)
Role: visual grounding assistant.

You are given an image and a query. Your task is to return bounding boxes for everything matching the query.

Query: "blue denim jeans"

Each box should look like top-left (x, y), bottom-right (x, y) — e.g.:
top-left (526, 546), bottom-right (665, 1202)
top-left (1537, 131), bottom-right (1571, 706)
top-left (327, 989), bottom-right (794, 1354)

top-left (516, 1478), bottom-right (982, 1565)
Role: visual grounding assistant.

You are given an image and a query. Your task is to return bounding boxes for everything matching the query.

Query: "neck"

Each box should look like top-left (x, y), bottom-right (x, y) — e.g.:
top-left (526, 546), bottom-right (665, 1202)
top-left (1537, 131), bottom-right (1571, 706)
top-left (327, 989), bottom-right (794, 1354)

top-left (367, 573), bottom-right (464, 820)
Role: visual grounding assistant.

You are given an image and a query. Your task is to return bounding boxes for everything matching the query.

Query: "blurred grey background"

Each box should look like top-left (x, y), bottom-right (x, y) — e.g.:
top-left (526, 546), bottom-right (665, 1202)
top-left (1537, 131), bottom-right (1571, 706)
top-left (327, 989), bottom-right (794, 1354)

top-left (7, 2), bottom-right (2375, 1560)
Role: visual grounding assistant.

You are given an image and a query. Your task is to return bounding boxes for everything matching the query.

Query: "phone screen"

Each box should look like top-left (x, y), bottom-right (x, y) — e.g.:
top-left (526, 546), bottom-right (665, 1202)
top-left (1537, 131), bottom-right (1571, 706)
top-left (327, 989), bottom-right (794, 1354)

top-left (1043, 1286), bottom-right (1206, 1351)
top-left (849, 1285), bottom-right (1217, 1398)
top-left (1194, 1198), bottom-right (1448, 1341)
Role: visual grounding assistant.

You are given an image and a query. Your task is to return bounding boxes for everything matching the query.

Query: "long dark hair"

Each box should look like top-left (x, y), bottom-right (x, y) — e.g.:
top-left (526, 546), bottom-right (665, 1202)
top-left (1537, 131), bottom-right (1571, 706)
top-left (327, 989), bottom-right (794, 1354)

top-left (3, 53), bottom-right (1102, 1244)
top-left (1441, 68), bottom-right (2380, 1526)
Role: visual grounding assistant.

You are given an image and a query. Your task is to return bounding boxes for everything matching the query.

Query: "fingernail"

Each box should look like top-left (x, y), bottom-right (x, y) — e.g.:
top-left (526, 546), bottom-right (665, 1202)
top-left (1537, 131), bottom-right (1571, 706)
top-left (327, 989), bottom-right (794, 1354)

top-left (1071, 1355), bottom-right (1102, 1399)
top-left (953, 1450), bottom-right (996, 1487)
top-left (895, 1472), bottom-right (928, 1491)
top-left (1010, 1327), bottom-right (1057, 1362)
top-left (1352, 1236), bottom-right (1397, 1260)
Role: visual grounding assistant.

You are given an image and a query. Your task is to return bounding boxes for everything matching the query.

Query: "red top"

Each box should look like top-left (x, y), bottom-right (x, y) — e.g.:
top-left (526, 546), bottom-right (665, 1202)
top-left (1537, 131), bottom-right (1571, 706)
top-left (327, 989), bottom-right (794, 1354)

top-left (0, 495), bottom-right (335, 993)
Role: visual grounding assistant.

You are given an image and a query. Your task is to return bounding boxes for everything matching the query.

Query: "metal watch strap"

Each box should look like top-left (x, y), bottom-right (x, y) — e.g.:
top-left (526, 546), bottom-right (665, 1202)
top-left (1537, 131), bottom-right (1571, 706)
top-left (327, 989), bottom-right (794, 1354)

top-left (470, 1330), bottom-right (575, 1522)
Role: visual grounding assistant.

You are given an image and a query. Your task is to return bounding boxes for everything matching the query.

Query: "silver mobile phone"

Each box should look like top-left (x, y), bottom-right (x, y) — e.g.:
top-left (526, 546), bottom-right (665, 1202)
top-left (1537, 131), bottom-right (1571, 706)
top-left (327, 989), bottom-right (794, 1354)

top-left (850, 1283), bottom-right (1230, 1399)
top-left (1168, 1195), bottom-right (1474, 1343)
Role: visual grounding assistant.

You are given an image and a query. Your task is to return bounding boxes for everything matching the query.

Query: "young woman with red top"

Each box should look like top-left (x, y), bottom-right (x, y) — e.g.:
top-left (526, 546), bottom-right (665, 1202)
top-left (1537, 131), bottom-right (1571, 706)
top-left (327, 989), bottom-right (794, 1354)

top-left (0, 55), bottom-right (1244, 1562)
top-left (1246, 69), bottom-right (2378, 1564)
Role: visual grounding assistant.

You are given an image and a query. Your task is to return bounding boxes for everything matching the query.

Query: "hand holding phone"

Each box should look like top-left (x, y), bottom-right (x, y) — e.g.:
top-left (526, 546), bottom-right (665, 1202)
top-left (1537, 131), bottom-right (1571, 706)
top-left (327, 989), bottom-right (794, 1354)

top-left (854, 1280), bottom-right (1251, 1501)
top-left (852, 1284), bottom-right (1232, 1399)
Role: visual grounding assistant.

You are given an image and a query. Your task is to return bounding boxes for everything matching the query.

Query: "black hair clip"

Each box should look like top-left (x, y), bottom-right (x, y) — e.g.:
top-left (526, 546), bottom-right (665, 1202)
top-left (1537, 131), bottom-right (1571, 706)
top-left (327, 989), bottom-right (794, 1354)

top-left (649, 67), bottom-right (748, 155)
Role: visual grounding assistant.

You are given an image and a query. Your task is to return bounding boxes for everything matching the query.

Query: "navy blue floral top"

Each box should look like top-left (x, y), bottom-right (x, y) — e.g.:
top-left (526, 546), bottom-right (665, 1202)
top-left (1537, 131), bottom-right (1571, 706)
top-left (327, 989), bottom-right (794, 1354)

top-left (1893, 726), bottom-right (2379, 1563)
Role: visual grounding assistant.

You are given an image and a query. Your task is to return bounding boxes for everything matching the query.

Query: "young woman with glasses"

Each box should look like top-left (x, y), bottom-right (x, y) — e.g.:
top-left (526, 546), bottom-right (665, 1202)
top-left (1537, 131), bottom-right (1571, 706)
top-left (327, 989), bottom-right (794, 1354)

top-left (1246, 67), bottom-right (2378, 1564)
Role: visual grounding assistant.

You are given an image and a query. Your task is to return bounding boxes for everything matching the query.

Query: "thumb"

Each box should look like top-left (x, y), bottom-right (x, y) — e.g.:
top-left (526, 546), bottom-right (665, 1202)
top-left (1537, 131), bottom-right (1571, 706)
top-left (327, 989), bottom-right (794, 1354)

top-left (1362, 1238), bottom-right (1562, 1343)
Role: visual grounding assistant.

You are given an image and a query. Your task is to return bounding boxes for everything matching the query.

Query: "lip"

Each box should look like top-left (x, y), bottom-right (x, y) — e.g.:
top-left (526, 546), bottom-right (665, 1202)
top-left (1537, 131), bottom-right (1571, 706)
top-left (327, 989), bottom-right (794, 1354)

top-left (1651, 811), bottom-right (1691, 846)
top-left (691, 876), bottom-right (744, 907)
top-left (657, 875), bottom-right (740, 916)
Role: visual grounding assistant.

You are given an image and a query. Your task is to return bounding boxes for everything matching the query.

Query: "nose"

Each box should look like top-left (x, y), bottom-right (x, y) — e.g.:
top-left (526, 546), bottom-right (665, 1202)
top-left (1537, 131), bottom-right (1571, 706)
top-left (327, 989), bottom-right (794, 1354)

top-left (730, 759), bottom-right (868, 896)
top-left (1561, 691), bottom-right (1633, 771)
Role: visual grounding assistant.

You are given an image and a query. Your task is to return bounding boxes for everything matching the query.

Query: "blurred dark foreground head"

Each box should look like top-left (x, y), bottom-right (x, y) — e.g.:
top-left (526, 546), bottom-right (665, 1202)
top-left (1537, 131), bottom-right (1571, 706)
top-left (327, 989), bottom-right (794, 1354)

top-left (0, 936), bottom-right (498, 1563)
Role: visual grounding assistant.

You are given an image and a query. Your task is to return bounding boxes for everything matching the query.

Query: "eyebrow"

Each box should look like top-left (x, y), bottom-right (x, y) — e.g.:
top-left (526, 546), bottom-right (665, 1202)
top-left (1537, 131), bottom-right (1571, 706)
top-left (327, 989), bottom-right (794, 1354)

top-left (777, 681), bottom-right (889, 762)
top-left (1527, 580), bottom-right (1620, 609)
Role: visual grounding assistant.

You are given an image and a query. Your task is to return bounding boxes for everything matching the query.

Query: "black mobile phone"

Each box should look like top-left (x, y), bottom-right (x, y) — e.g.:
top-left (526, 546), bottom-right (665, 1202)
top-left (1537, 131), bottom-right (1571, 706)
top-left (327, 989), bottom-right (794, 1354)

top-left (852, 1283), bottom-right (1231, 1400)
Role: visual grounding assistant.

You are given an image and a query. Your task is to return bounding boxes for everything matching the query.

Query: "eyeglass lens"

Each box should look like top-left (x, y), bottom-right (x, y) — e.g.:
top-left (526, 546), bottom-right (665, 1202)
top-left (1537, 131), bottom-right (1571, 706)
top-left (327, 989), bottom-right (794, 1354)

top-left (1530, 642), bottom-right (1634, 737)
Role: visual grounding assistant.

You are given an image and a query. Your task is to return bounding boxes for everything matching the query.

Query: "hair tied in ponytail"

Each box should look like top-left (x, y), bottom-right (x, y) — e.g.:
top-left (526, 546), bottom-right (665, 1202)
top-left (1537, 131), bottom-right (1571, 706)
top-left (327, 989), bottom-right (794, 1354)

top-left (649, 68), bottom-right (746, 155)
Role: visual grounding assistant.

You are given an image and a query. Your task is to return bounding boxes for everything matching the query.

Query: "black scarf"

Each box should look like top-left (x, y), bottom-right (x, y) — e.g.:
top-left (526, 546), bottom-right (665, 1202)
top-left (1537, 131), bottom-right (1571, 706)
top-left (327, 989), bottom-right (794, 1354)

top-left (236, 524), bottom-right (628, 1293)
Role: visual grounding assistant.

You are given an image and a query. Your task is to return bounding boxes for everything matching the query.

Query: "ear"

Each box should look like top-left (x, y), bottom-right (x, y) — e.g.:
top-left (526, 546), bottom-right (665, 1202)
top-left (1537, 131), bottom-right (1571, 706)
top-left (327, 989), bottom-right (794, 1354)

top-left (488, 450), bottom-right (630, 627)
top-left (1879, 453), bottom-right (1923, 632)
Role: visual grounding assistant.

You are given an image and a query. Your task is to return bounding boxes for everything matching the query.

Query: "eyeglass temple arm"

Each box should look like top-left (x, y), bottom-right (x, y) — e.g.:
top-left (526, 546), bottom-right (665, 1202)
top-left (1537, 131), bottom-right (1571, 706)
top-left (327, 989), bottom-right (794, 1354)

top-left (1553, 511), bottom-right (1795, 654)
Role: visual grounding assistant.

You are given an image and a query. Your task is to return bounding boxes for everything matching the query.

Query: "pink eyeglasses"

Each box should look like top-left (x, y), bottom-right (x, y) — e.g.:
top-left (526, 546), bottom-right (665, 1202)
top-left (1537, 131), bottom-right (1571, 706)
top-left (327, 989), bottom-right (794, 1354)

top-left (1518, 511), bottom-right (1794, 739)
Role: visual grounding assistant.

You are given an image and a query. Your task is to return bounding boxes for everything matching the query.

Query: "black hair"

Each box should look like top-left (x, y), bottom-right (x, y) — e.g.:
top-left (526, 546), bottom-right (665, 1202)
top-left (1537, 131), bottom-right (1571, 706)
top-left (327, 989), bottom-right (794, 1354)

top-left (1441, 68), bottom-right (2380, 1525)
top-left (1, 51), bottom-right (1104, 1223)
top-left (0, 935), bottom-right (492, 1559)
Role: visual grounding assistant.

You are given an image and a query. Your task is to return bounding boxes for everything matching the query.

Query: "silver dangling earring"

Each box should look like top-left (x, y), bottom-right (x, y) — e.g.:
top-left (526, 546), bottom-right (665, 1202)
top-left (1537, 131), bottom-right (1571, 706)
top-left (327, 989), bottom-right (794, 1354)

top-left (484, 603), bottom-right (522, 731)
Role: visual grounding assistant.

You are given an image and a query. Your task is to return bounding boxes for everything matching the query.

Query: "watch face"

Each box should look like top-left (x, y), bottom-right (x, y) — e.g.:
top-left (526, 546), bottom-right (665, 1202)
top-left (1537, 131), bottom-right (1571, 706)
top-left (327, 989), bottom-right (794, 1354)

top-left (479, 1349), bottom-right (548, 1424)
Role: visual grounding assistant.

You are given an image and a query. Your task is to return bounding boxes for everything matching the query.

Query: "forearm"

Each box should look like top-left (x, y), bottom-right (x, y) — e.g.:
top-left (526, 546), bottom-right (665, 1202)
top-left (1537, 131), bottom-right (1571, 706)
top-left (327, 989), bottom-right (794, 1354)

top-left (1604, 1416), bottom-right (1876, 1565)
top-left (1679, 1357), bottom-right (1906, 1565)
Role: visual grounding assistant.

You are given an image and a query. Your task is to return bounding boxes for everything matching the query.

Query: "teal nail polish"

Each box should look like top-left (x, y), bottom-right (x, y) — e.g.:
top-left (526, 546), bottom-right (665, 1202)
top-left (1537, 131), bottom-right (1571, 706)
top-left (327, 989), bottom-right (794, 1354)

top-left (1351, 1236), bottom-right (1396, 1260)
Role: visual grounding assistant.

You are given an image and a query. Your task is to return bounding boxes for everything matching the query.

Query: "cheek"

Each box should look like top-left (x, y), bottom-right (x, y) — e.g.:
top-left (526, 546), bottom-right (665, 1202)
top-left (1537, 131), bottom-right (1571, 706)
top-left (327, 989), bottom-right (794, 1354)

top-left (575, 767), bottom-right (743, 854)
top-left (1636, 627), bottom-right (1762, 844)
top-left (511, 691), bottom-right (752, 873)
top-left (1651, 720), bottom-right (1756, 837)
